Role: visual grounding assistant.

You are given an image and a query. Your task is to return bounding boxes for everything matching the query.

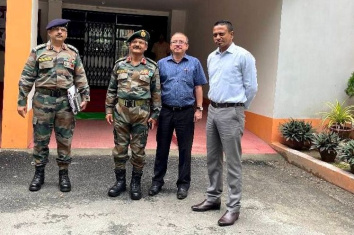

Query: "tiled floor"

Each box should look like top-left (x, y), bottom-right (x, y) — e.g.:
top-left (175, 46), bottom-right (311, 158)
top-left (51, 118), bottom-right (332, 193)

top-left (29, 111), bottom-right (276, 155)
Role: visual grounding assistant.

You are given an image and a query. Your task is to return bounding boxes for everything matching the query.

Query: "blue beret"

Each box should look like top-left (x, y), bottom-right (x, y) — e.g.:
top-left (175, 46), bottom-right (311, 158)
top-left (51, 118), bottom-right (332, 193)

top-left (126, 30), bottom-right (150, 43)
top-left (46, 19), bottom-right (70, 30)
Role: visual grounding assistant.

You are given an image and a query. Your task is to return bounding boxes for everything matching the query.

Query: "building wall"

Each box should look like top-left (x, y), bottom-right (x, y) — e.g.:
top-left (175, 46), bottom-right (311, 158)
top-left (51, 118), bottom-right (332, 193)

top-left (275, 0), bottom-right (354, 119)
top-left (0, 0), bottom-right (6, 82)
top-left (185, 0), bottom-right (282, 118)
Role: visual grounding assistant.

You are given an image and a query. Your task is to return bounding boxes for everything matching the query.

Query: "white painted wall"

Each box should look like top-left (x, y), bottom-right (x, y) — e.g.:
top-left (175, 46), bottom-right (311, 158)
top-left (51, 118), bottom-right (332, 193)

top-left (185, 0), bottom-right (282, 116)
top-left (275, 0), bottom-right (354, 118)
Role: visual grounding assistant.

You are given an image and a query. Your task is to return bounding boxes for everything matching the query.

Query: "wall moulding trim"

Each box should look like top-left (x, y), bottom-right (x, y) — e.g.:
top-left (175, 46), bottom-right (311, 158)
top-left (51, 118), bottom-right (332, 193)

top-left (62, 3), bottom-right (169, 17)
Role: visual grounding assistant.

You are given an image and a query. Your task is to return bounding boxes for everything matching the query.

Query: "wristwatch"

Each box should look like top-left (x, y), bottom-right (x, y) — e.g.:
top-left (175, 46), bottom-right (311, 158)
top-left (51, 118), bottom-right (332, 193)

top-left (196, 106), bottom-right (203, 111)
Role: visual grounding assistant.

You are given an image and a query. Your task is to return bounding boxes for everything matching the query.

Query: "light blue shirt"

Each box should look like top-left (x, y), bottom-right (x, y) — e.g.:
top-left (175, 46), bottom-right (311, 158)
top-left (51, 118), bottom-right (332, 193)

top-left (158, 54), bottom-right (207, 107)
top-left (207, 43), bottom-right (258, 109)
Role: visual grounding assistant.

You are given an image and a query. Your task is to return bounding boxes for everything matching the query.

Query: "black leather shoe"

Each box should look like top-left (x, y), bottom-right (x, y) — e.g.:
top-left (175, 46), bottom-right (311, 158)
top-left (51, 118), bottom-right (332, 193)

top-left (148, 183), bottom-right (162, 196)
top-left (191, 199), bottom-right (221, 212)
top-left (218, 210), bottom-right (240, 226)
top-left (29, 166), bottom-right (45, 192)
top-left (59, 169), bottom-right (71, 192)
top-left (108, 169), bottom-right (126, 197)
top-left (177, 187), bottom-right (188, 200)
top-left (130, 169), bottom-right (143, 200)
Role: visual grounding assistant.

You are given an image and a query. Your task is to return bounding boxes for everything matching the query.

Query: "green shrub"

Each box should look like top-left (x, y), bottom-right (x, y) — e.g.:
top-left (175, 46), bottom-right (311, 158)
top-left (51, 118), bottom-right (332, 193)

top-left (310, 131), bottom-right (341, 153)
top-left (279, 118), bottom-right (314, 142)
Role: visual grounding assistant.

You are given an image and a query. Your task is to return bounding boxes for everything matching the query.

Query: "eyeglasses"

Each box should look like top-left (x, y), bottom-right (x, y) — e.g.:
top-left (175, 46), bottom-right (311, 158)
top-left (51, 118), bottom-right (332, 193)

top-left (51, 27), bottom-right (68, 32)
top-left (171, 40), bottom-right (188, 45)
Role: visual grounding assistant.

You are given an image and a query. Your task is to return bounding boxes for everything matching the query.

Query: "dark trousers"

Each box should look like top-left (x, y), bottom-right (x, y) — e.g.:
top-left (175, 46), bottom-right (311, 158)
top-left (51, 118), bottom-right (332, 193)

top-left (152, 106), bottom-right (195, 189)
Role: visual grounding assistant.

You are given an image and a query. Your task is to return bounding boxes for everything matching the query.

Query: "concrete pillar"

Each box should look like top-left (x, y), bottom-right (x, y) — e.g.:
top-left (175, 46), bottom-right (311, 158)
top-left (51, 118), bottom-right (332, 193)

top-left (1, 0), bottom-right (38, 148)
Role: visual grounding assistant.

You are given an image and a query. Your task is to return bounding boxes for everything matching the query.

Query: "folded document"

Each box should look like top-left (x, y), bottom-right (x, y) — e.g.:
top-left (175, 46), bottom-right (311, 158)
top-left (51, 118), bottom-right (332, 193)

top-left (67, 85), bottom-right (82, 115)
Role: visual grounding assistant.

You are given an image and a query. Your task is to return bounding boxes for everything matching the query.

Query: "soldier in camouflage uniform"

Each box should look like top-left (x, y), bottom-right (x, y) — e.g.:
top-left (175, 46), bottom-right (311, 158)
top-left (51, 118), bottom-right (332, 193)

top-left (105, 30), bottom-right (161, 200)
top-left (17, 19), bottom-right (90, 193)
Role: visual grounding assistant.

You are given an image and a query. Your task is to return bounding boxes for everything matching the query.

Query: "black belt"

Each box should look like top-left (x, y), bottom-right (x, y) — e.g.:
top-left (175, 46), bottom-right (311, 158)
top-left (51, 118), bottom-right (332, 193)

top-left (118, 98), bottom-right (149, 107)
top-left (36, 88), bottom-right (67, 97)
top-left (163, 104), bottom-right (193, 111)
top-left (210, 101), bottom-right (244, 108)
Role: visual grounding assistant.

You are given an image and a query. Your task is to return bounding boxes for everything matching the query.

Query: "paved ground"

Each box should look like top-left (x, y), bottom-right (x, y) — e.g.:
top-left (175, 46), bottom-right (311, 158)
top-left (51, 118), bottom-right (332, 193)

top-left (1, 149), bottom-right (354, 235)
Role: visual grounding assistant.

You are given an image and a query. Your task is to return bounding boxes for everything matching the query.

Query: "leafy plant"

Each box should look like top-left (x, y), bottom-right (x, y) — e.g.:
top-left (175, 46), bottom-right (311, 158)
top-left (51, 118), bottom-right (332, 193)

top-left (320, 100), bottom-right (354, 129)
top-left (279, 118), bottom-right (314, 142)
top-left (310, 131), bottom-right (341, 153)
top-left (345, 72), bottom-right (354, 98)
top-left (336, 140), bottom-right (354, 165)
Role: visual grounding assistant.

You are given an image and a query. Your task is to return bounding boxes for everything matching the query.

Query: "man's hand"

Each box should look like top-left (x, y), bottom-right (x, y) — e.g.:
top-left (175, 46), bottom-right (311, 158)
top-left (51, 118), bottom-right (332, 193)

top-left (17, 106), bottom-right (27, 118)
top-left (148, 118), bottom-right (157, 130)
top-left (194, 110), bottom-right (203, 122)
top-left (106, 114), bottom-right (113, 125)
top-left (80, 101), bottom-right (88, 111)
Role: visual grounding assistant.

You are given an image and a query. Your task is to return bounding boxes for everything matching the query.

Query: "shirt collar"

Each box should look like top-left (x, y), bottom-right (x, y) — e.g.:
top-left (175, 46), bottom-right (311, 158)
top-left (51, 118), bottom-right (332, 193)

top-left (126, 56), bottom-right (147, 65)
top-left (167, 54), bottom-right (189, 63)
top-left (46, 40), bottom-right (68, 51)
top-left (216, 42), bottom-right (236, 55)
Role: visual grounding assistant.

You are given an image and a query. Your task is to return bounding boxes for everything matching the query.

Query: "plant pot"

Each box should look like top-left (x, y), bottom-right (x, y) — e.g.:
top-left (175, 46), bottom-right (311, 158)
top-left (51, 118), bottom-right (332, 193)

top-left (330, 126), bottom-right (353, 139)
top-left (350, 164), bottom-right (354, 174)
top-left (319, 150), bottom-right (337, 163)
top-left (282, 139), bottom-right (304, 150)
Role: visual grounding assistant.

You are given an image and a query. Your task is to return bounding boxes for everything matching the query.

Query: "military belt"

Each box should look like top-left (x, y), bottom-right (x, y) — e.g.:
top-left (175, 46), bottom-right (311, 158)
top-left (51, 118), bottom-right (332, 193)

top-left (36, 88), bottom-right (67, 97)
top-left (118, 98), bottom-right (149, 107)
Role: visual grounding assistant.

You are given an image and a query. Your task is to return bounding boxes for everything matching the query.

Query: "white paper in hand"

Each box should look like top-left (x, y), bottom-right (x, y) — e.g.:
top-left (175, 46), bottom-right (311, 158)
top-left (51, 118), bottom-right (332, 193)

top-left (67, 85), bottom-right (82, 115)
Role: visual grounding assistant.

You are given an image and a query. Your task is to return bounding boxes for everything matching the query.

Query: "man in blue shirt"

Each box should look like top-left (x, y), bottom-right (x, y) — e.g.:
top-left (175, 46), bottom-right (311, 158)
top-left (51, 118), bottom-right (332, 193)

top-left (191, 20), bottom-right (258, 226)
top-left (148, 32), bottom-right (207, 199)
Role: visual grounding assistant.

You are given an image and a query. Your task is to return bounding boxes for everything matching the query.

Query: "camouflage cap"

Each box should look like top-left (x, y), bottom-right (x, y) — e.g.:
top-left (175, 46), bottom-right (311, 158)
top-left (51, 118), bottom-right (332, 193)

top-left (126, 30), bottom-right (150, 43)
top-left (46, 19), bottom-right (70, 30)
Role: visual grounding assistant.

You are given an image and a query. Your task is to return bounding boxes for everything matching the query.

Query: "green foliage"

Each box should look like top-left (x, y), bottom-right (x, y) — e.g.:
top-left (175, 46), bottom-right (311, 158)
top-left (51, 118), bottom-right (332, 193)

top-left (337, 140), bottom-right (354, 165)
top-left (310, 131), bottom-right (341, 153)
top-left (320, 100), bottom-right (354, 128)
top-left (279, 118), bottom-right (314, 142)
top-left (345, 72), bottom-right (354, 98)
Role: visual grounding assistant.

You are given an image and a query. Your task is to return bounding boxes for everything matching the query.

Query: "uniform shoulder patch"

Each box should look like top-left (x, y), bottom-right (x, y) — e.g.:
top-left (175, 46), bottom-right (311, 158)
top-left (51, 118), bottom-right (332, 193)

top-left (33, 44), bottom-right (46, 52)
top-left (67, 44), bottom-right (79, 53)
top-left (115, 57), bottom-right (126, 64)
top-left (146, 57), bottom-right (157, 67)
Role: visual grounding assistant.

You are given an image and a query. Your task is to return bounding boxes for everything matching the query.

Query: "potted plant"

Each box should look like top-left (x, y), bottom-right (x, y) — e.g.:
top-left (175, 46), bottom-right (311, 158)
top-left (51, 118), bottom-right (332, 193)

top-left (336, 140), bottom-right (354, 173)
top-left (320, 100), bottom-right (354, 139)
top-left (310, 131), bottom-right (341, 162)
top-left (279, 118), bottom-right (314, 150)
top-left (345, 72), bottom-right (354, 98)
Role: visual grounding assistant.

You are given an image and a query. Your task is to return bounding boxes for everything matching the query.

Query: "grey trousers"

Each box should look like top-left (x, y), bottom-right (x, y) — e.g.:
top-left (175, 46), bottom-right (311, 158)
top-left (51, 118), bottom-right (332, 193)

top-left (206, 105), bottom-right (245, 213)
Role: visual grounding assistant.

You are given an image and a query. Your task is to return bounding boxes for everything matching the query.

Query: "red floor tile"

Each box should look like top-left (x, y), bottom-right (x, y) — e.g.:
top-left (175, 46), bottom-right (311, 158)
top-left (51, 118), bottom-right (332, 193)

top-left (29, 112), bottom-right (275, 155)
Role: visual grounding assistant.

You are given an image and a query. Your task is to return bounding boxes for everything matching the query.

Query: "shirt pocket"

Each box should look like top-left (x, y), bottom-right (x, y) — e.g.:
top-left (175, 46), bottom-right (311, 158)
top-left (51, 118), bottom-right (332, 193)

top-left (117, 72), bottom-right (129, 88)
top-left (38, 61), bottom-right (54, 70)
top-left (136, 74), bottom-right (151, 93)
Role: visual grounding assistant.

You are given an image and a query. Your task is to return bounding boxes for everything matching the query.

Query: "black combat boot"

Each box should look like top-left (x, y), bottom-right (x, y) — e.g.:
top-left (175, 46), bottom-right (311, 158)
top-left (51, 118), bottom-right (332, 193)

top-left (29, 165), bottom-right (45, 191)
top-left (108, 169), bottom-right (127, 197)
top-left (59, 169), bottom-right (71, 192)
top-left (130, 168), bottom-right (143, 200)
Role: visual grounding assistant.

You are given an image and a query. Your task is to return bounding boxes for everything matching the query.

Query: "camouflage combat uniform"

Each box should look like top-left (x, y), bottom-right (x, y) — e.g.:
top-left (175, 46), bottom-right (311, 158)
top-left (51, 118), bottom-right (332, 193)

top-left (105, 56), bottom-right (161, 170)
top-left (18, 41), bottom-right (90, 167)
